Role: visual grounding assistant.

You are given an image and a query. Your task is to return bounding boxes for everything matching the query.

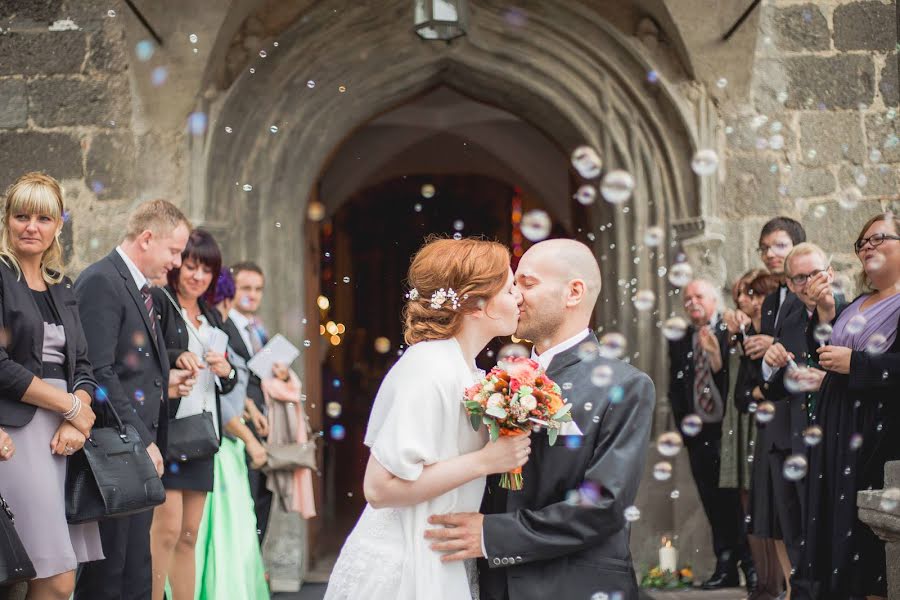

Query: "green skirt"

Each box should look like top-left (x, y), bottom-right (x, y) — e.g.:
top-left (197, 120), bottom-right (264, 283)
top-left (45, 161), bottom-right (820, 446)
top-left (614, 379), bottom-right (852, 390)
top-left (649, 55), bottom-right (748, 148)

top-left (194, 437), bottom-right (269, 599)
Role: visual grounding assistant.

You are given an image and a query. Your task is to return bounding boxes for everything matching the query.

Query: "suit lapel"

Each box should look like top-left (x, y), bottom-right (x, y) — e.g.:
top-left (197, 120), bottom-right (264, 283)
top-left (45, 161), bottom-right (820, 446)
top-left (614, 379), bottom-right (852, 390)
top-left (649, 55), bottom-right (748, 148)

top-left (106, 251), bottom-right (161, 357)
top-left (223, 318), bottom-right (251, 361)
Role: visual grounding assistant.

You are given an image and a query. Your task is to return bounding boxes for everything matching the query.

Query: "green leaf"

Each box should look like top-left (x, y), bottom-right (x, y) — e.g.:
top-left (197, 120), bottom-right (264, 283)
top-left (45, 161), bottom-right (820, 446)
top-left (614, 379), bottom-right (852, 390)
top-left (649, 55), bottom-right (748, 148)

top-left (470, 413), bottom-right (483, 431)
top-left (465, 400), bottom-right (483, 410)
top-left (489, 420), bottom-right (500, 442)
top-left (548, 428), bottom-right (559, 446)
top-left (557, 413), bottom-right (573, 422)
top-left (552, 403), bottom-right (573, 419)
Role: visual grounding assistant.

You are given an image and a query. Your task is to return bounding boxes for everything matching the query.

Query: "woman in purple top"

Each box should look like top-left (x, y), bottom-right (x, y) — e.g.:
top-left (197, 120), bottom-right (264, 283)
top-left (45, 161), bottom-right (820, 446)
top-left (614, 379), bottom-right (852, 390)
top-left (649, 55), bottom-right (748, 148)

top-left (793, 213), bottom-right (900, 600)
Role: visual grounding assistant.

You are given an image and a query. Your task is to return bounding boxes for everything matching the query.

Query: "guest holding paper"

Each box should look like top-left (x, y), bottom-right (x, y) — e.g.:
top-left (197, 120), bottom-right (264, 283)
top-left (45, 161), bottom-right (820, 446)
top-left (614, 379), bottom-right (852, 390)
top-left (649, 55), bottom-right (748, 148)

top-left (148, 230), bottom-right (237, 600)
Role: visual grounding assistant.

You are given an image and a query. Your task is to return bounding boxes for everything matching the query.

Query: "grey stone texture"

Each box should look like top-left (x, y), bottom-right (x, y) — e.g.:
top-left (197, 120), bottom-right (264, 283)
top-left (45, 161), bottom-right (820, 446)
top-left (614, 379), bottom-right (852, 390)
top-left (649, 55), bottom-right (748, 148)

top-left (802, 199), bottom-right (882, 255)
top-left (0, 79), bottom-right (28, 128)
top-left (799, 111), bottom-right (867, 166)
top-left (880, 54), bottom-right (899, 107)
top-left (28, 76), bottom-right (130, 127)
top-left (787, 166), bottom-right (836, 198)
top-left (86, 132), bottom-right (135, 199)
top-left (857, 461), bottom-right (900, 600)
top-left (833, 1), bottom-right (898, 52)
top-left (784, 55), bottom-right (875, 110)
top-left (0, 131), bottom-right (81, 190)
top-left (838, 163), bottom-right (897, 197)
top-left (772, 4), bottom-right (830, 52)
top-left (0, 31), bottom-right (86, 76)
top-left (723, 156), bottom-right (782, 217)
top-left (865, 112), bottom-right (900, 163)
top-left (88, 22), bottom-right (129, 73)
top-left (0, 0), bottom-right (63, 24)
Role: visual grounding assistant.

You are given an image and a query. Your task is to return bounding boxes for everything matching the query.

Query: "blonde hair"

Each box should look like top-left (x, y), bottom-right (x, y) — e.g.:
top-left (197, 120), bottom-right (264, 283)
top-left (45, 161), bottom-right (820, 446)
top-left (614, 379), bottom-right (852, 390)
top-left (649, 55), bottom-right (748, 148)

top-left (0, 172), bottom-right (66, 284)
top-left (124, 199), bottom-right (191, 241)
top-left (403, 236), bottom-right (510, 345)
top-left (784, 242), bottom-right (829, 277)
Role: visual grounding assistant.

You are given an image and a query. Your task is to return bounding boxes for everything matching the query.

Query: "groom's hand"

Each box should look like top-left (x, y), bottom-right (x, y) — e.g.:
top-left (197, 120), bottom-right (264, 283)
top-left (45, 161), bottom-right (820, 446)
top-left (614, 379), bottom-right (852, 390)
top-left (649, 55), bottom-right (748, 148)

top-left (425, 512), bottom-right (484, 562)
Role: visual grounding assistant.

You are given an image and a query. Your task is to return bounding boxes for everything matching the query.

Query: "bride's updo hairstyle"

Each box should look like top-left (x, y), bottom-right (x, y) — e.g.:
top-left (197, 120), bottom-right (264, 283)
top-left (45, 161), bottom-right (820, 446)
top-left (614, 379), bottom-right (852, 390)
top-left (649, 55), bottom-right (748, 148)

top-left (403, 236), bottom-right (510, 345)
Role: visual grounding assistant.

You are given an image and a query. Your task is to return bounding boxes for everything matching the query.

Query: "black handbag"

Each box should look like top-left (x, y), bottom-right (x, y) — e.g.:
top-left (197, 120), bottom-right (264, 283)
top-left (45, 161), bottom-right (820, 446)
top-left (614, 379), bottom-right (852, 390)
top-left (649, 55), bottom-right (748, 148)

top-left (158, 287), bottom-right (221, 463)
top-left (65, 397), bottom-right (166, 524)
top-left (0, 493), bottom-right (36, 585)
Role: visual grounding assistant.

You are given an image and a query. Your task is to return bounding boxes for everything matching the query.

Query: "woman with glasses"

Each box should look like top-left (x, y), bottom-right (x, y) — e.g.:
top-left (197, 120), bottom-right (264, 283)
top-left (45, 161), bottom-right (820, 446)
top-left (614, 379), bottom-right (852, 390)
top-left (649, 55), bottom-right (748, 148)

top-left (792, 213), bottom-right (900, 600)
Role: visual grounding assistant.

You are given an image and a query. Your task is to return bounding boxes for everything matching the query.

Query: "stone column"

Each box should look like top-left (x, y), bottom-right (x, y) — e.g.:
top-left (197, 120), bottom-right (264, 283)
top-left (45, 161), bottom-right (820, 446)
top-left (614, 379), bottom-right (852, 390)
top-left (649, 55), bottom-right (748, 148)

top-left (857, 460), bottom-right (900, 599)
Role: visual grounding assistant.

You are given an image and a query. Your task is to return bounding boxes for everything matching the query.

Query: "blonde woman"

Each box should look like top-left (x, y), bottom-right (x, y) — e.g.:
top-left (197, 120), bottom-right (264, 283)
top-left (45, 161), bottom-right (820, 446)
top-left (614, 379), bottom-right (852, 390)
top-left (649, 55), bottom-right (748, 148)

top-left (0, 172), bottom-right (102, 600)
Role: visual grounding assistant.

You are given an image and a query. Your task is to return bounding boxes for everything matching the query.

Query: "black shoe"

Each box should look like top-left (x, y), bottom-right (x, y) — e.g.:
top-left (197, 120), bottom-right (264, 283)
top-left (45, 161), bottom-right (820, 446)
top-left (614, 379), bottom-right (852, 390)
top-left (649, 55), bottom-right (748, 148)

top-left (740, 560), bottom-right (758, 592)
top-left (701, 560), bottom-right (740, 590)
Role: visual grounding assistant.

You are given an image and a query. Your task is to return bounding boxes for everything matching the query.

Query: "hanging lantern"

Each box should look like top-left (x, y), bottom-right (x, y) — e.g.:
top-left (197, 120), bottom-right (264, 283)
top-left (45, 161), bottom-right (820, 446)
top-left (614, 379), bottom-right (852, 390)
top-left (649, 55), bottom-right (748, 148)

top-left (414, 0), bottom-right (468, 41)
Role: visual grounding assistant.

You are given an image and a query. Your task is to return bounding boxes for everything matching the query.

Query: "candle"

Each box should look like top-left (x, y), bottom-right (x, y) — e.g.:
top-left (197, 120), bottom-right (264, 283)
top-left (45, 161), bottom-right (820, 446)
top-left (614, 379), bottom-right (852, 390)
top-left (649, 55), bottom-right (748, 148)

top-left (659, 538), bottom-right (678, 573)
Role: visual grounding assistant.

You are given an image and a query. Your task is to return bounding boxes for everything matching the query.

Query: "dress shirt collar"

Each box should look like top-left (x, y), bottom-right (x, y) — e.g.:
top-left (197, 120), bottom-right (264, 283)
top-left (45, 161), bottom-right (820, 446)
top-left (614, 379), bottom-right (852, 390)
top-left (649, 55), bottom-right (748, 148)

top-left (115, 246), bottom-right (148, 291)
top-left (228, 308), bottom-right (251, 330)
top-left (530, 328), bottom-right (591, 370)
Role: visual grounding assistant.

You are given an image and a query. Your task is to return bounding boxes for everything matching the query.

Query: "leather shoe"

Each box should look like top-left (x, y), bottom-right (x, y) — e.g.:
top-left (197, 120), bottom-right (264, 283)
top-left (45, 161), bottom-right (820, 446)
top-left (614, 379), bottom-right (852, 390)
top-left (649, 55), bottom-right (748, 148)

top-left (701, 566), bottom-right (740, 589)
top-left (740, 561), bottom-right (758, 592)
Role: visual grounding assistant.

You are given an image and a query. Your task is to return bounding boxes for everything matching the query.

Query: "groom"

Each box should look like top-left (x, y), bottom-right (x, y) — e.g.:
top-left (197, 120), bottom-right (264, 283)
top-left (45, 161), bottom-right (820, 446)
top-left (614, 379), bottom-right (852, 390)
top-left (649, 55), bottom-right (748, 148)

top-left (426, 239), bottom-right (656, 600)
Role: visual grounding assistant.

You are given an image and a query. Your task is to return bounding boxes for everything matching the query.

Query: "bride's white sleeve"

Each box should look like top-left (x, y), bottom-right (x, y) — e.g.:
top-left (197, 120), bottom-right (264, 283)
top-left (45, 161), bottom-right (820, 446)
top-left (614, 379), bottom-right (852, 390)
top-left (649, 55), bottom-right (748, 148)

top-left (366, 368), bottom-right (453, 482)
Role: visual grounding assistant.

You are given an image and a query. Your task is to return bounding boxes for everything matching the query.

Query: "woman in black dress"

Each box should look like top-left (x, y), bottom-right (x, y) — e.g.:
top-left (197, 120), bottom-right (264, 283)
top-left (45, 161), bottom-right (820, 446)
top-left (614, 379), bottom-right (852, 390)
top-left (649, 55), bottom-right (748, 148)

top-left (148, 229), bottom-right (236, 600)
top-left (793, 213), bottom-right (900, 600)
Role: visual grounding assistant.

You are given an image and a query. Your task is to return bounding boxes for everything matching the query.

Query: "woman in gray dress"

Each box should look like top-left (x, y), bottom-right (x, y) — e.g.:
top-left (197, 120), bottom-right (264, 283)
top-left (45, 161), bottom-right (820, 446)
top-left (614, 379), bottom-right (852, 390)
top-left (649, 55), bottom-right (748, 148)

top-left (0, 173), bottom-right (103, 600)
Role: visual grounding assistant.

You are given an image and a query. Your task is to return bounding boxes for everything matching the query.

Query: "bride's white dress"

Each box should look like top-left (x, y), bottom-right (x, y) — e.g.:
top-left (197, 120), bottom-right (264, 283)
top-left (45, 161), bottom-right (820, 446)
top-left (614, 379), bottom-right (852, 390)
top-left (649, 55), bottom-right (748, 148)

top-left (324, 338), bottom-right (486, 600)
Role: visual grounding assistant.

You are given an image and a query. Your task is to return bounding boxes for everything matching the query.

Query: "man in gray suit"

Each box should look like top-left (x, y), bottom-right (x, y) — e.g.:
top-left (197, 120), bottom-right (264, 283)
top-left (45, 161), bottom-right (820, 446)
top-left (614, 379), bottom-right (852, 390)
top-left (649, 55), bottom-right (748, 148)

top-left (427, 239), bottom-right (656, 600)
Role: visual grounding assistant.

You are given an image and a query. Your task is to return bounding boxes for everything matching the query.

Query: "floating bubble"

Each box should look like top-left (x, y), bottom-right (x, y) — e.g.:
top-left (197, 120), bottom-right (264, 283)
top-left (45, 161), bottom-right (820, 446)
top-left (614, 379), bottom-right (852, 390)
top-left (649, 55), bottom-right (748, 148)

top-left (681, 414), bottom-right (703, 437)
top-left (498, 343), bottom-right (529, 364)
top-left (453, 219), bottom-right (464, 231)
top-left (187, 112), bottom-right (207, 136)
top-left (769, 135), bottom-right (785, 150)
top-left (329, 424), bottom-right (346, 440)
top-left (870, 148), bottom-right (883, 162)
top-left (590, 593), bottom-right (609, 600)
top-left (846, 314), bottom-right (867, 335)
top-left (575, 184), bottom-right (597, 206)
top-left (106, 10), bottom-right (117, 18)
top-left (413, 203), bottom-right (422, 212)
top-left (303, 340), bottom-right (312, 348)
top-left (608, 386), bottom-right (624, 404)
top-left (755, 401), bottom-right (776, 424)
top-left (662, 317), bottom-right (689, 341)
top-left (339, 85), bottom-right (347, 93)
top-left (242, 184), bottom-right (253, 192)
top-left (134, 389), bottom-right (145, 403)
top-left (600, 170), bottom-right (635, 205)
top-left (151, 66), bottom-right (168, 86)
top-left (307, 201), bottom-right (326, 222)
top-left (275, 221), bottom-right (282, 228)
top-left (374, 337), bottom-right (390, 354)
top-left (803, 425), bottom-right (823, 447)
top-left (670, 489), bottom-right (680, 500)
top-left (667, 262), bottom-right (693, 287)
top-left (777, 91), bottom-right (789, 103)
top-left (571, 145), bottom-right (602, 179)
top-left (189, 33), bottom-right (198, 44)
top-left (307, 80), bottom-right (316, 89)
top-left (325, 402), bottom-right (342, 419)
top-left (647, 70), bottom-right (659, 83)
top-left (269, 125), bottom-right (278, 134)
top-left (652, 461), bottom-right (673, 481)
top-left (783, 454), bottom-right (808, 481)
top-left (751, 115), bottom-right (769, 130)
top-left (643, 226), bottom-right (665, 247)
top-left (785, 366), bottom-right (819, 393)
top-left (135, 40), bottom-right (155, 61)
top-left (576, 341), bottom-right (599, 361)
top-left (259, 50), bottom-right (267, 58)
top-left (421, 183), bottom-right (435, 198)
top-left (691, 149), bottom-right (719, 176)
top-left (880, 487), bottom-right (900, 511)
top-left (452, 232), bottom-right (462, 240)
top-left (590, 364), bottom-right (613, 387)
top-left (866, 333), bottom-right (889, 354)
top-left (224, 126), bottom-right (233, 134)
top-left (849, 433), bottom-right (863, 450)
top-left (716, 77), bottom-right (728, 89)
top-left (813, 322), bottom-right (833, 344)
top-left (632, 290), bottom-right (655, 312)
top-left (598, 333), bottom-right (626, 359)
top-left (838, 186), bottom-right (862, 210)
top-left (565, 436), bottom-right (582, 449)
top-left (623, 506), bottom-right (641, 522)
top-left (656, 431), bottom-right (684, 457)
top-left (521, 210), bottom-right (552, 242)
top-left (812, 204), bottom-right (827, 219)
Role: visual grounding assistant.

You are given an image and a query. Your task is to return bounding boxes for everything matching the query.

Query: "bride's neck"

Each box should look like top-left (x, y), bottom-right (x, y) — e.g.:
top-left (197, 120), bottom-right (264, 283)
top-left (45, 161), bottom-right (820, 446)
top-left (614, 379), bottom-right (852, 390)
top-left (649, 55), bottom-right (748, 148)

top-left (453, 325), bottom-right (490, 366)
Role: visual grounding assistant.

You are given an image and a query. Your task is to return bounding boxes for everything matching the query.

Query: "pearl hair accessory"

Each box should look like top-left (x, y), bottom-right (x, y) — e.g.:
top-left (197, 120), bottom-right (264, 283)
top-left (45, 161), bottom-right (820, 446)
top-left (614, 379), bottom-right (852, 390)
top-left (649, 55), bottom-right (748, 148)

top-left (406, 288), bottom-right (419, 301)
top-left (430, 288), bottom-right (460, 310)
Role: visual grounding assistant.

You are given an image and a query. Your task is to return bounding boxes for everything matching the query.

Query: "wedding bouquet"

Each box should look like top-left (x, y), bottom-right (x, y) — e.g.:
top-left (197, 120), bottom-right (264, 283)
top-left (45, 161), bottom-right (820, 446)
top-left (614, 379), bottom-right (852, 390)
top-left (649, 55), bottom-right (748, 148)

top-left (463, 357), bottom-right (571, 490)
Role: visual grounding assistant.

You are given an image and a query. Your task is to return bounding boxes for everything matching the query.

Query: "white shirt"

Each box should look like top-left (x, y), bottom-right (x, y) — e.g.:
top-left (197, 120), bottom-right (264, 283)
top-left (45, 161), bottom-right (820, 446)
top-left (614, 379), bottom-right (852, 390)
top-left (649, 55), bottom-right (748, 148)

top-left (174, 311), bottom-right (220, 437)
top-left (530, 328), bottom-right (592, 370)
top-left (228, 308), bottom-right (255, 357)
top-left (761, 287), bottom-right (789, 382)
top-left (115, 246), bottom-right (148, 293)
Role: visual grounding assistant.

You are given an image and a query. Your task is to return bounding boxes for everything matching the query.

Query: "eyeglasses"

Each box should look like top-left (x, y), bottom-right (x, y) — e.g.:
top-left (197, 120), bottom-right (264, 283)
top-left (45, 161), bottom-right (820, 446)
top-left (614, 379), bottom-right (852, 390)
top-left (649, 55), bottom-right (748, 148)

top-left (787, 269), bottom-right (825, 286)
top-left (756, 242), bottom-right (792, 256)
top-left (854, 233), bottom-right (900, 253)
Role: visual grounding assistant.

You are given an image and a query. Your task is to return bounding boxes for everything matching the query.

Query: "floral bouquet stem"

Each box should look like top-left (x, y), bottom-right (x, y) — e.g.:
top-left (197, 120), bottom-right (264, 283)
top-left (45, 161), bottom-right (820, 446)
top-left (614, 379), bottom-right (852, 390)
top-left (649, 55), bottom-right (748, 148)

top-left (500, 467), bottom-right (523, 491)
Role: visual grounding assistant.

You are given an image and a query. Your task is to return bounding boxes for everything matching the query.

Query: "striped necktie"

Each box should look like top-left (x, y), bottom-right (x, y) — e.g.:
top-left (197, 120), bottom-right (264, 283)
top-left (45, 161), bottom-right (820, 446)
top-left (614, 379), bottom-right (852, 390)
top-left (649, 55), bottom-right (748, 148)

top-left (693, 332), bottom-right (715, 415)
top-left (139, 284), bottom-right (155, 323)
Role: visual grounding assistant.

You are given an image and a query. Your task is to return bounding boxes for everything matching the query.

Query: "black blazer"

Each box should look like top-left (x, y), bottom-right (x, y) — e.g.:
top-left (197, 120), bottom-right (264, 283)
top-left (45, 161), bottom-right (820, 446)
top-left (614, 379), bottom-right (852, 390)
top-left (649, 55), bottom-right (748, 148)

top-left (150, 285), bottom-right (236, 436)
top-left (0, 260), bottom-right (96, 426)
top-left (75, 250), bottom-right (170, 452)
top-left (479, 332), bottom-right (656, 600)
top-left (221, 316), bottom-right (265, 409)
top-left (667, 317), bottom-right (730, 436)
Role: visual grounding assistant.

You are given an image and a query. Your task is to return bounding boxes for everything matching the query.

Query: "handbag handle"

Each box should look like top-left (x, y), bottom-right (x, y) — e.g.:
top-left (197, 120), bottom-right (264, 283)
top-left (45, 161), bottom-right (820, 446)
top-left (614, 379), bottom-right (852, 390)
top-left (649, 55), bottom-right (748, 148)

top-left (158, 286), bottom-right (216, 411)
top-left (73, 374), bottom-right (129, 439)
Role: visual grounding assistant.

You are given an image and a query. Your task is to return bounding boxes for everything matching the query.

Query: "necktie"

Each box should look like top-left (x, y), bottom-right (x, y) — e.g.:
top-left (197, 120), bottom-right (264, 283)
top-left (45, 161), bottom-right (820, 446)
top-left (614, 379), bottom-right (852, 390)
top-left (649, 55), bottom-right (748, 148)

top-left (246, 322), bottom-right (263, 355)
top-left (139, 284), bottom-right (155, 323)
top-left (693, 332), bottom-right (715, 416)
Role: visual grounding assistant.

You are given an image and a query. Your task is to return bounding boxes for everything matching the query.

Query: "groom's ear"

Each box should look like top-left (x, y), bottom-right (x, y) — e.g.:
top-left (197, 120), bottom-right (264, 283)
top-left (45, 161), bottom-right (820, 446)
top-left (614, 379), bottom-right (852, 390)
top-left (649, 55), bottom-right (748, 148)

top-left (565, 279), bottom-right (587, 307)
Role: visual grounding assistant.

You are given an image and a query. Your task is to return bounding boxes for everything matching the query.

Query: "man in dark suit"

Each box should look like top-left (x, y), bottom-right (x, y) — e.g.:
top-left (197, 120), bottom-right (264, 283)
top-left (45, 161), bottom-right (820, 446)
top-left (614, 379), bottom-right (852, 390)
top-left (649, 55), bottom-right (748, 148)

top-left (669, 278), bottom-right (755, 590)
top-left (74, 199), bottom-right (191, 600)
top-left (427, 239), bottom-right (655, 600)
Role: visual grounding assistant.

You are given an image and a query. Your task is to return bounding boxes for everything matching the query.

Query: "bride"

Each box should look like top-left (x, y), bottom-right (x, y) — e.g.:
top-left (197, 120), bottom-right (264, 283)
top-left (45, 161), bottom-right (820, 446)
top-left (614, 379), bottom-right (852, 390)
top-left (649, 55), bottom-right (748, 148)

top-left (324, 237), bottom-right (531, 600)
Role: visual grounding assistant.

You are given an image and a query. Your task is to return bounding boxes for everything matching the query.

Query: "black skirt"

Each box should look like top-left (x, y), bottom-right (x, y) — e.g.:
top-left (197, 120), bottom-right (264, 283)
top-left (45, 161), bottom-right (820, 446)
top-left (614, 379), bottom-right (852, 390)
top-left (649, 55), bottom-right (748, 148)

top-left (161, 455), bottom-right (215, 492)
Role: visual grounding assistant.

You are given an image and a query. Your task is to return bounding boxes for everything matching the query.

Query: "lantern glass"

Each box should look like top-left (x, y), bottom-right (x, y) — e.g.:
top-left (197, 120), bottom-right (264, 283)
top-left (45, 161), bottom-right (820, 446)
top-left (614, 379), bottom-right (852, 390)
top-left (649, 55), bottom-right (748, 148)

top-left (414, 0), bottom-right (467, 41)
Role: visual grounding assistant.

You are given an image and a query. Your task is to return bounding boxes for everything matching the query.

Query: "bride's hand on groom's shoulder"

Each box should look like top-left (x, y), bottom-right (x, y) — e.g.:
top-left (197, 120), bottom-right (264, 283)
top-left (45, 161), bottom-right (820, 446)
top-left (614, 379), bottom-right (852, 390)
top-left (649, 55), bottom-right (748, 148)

top-left (478, 434), bottom-right (531, 476)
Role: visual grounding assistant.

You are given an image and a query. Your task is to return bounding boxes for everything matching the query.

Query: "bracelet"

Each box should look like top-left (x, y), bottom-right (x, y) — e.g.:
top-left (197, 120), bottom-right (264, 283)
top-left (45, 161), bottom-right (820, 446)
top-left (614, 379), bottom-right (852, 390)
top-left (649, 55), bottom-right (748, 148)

top-left (63, 393), bottom-right (81, 421)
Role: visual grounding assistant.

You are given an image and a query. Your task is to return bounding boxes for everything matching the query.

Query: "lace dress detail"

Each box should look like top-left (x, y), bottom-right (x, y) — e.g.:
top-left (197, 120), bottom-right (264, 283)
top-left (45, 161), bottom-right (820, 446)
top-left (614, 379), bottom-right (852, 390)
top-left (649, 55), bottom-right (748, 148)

top-left (324, 506), bottom-right (404, 597)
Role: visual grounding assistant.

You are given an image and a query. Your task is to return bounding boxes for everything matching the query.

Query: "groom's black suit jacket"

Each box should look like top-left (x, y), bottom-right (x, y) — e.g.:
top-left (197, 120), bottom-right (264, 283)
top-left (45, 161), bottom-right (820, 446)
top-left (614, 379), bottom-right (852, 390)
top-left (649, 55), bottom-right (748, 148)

top-left (479, 332), bottom-right (656, 600)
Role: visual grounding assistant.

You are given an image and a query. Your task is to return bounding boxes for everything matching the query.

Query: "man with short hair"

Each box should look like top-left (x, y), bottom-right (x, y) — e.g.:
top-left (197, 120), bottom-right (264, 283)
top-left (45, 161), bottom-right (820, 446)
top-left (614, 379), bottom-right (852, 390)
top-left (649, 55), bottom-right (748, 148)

top-left (220, 261), bottom-right (273, 541)
top-left (74, 199), bottom-right (191, 600)
top-left (670, 279), bottom-right (755, 590)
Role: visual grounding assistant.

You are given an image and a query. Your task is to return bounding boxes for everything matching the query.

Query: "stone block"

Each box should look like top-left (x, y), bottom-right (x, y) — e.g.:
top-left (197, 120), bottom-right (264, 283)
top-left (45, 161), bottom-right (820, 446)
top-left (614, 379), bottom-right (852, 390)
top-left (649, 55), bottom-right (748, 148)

top-left (799, 111), bottom-right (867, 167)
top-left (865, 113), bottom-right (900, 163)
top-left (28, 76), bottom-right (130, 127)
top-left (61, 0), bottom-right (114, 32)
top-left (0, 131), bottom-right (82, 190)
top-left (86, 132), bottom-right (135, 199)
top-left (723, 156), bottom-right (783, 218)
top-left (785, 55), bottom-right (875, 110)
top-left (786, 166), bottom-right (836, 198)
top-left (839, 164), bottom-right (897, 197)
top-left (0, 31), bottom-right (86, 76)
top-left (772, 4), bottom-right (830, 52)
top-left (726, 113), bottom-right (795, 153)
top-left (0, 0), bottom-right (63, 24)
top-left (0, 79), bottom-right (28, 128)
top-left (833, 1), bottom-right (897, 52)
top-left (802, 199), bottom-right (882, 255)
top-left (882, 53), bottom-right (899, 107)
top-left (88, 23), bottom-right (128, 73)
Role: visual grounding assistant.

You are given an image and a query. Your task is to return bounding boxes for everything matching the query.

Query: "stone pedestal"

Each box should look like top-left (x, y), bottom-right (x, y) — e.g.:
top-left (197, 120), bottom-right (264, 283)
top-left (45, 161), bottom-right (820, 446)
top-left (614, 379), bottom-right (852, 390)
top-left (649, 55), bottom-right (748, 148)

top-left (857, 460), bottom-right (900, 600)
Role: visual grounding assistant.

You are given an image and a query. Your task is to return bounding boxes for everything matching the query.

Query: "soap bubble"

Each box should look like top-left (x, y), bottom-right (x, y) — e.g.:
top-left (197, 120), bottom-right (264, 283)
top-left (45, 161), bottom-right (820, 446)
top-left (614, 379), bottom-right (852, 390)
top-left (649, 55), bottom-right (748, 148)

top-left (259, 50), bottom-right (267, 58)
top-left (623, 506), bottom-right (641, 522)
top-left (135, 40), bottom-right (155, 61)
top-left (632, 290), bottom-right (655, 311)
top-left (326, 402), bottom-right (342, 418)
top-left (453, 219), bottom-right (464, 231)
top-left (242, 184), bottom-right (253, 192)
top-left (329, 424), bottom-right (346, 440)
top-left (657, 431), bottom-right (684, 457)
top-left (421, 183), bottom-right (435, 198)
top-left (813, 323), bottom-right (833, 344)
top-left (600, 170), bottom-right (635, 205)
top-left (846, 314), bottom-right (867, 335)
top-left (652, 461), bottom-right (673, 481)
top-left (849, 433), bottom-right (863, 450)
top-left (866, 333), bottom-right (889, 354)
top-left (107, 9), bottom-right (116, 17)
top-left (681, 414), bottom-right (703, 437)
top-left (187, 112), bottom-right (207, 136)
top-left (598, 333), bottom-right (626, 359)
top-left (307, 201), bottom-right (326, 221)
top-left (838, 186), bottom-right (862, 210)
top-left (571, 145), bottom-right (602, 179)
top-left (769, 135), bottom-right (785, 150)
top-left (668, 262), bottom-right (694, 287)
top-left (755, 401), bottom-right (775, 424)
top-left (269, 125), bottom-right (279, 134)
top-left (575, 184), bottom-right (597, 205)
top-left (576, 341), bottom-right (600, 362)
top-left (812, 204), bottom-right (828, 219)
top-left (691, 149), bottom-right (719, 176)
top-left (189, 33), bottom-right (198, 44)
top-left (590, 364), bottom-right (613, 387)
top-left (643, 226), bottom-right (665, 247)
top-left (307, 80), bottom-right (316, 89)
top-left (608, 386), bottom-right (624, 404)
top-left (151, 66), bottom-right (168, 86)
top-left (374, 337), bottom-right (391, 354)
top-left (803, 426), bottom-right (823, 446)
top-left (498, 343), bottom-right (529, 364)
top-left (880, 487), bottom-right (900, 511)
top-left (670, 490), bottom-right (680, 499)
top-left (716, 77), bottom-right (728, 89)
top-left (521, 210), bottom-right (552, 242)
top-left (662, 317), bottom-right (689, 341)
top-left (783, 454), bottom-right (808, 481)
